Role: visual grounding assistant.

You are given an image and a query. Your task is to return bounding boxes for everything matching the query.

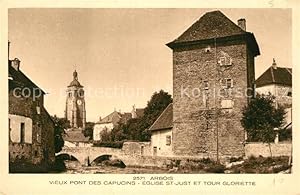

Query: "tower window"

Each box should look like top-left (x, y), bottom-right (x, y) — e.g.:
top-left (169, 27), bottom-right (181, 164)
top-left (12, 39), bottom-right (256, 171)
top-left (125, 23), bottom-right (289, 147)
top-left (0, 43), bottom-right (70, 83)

top-left (218, 51), bottom-right (233, 66)
top-left (221, 99), bottom-right (234, 109)
top-left (221, 78), bottom-right (233, 88)
top-left (203, 81), bottom-right (209, 90)
top-left (68, 93), bottom-right (72, 97)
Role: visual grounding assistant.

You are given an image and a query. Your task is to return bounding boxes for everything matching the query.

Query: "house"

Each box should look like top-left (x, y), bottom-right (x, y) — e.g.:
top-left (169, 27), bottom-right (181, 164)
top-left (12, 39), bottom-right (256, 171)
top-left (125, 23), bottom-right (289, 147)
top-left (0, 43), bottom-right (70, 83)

top-left (63, 130), bottom-right (92, 147)
top-left (255, 59), bottom-right (292, 129)
top-left (93, 105), bottom-right (144, 141)
top-left (149, 103), bottom-right (173, 156)
top-left (8, 58), bottom-right (55, 172)
top-left (167, 10), bottom-right (260, 159)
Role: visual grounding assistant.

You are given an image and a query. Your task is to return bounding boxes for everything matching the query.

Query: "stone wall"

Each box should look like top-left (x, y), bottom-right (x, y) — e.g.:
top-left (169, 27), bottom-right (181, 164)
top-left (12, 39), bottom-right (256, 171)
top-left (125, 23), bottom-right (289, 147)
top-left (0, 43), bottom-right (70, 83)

top-left (122, 141), bottom-right (151, 156)
top-left (172, 40), bottom-right (253, 158)
top-left (9, 143), bottom-right (32, 163)
top-left (245, 142), bottom-right (292, 157)
top-left (9, 87), bottom-right (55, 169)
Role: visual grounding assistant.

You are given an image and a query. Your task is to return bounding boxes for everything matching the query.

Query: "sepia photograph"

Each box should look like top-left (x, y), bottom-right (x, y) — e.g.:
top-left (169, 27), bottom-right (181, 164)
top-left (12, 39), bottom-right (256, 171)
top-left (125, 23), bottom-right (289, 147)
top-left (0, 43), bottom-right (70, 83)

top-left (7, 8), bottom-right (293, 175)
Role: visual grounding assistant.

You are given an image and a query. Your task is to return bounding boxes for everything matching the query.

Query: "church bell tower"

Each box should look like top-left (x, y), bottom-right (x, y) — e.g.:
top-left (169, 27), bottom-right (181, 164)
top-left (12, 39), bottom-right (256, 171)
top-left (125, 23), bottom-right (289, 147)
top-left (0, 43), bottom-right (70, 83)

top-left (65, 70), bottom-right (86, 129)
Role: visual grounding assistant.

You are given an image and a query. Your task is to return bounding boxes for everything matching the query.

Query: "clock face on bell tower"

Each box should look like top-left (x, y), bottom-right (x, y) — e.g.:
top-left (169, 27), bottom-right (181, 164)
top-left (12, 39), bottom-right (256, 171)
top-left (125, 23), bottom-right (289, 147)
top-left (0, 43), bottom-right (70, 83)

top-left (65, 70), bottom-right (86, 129)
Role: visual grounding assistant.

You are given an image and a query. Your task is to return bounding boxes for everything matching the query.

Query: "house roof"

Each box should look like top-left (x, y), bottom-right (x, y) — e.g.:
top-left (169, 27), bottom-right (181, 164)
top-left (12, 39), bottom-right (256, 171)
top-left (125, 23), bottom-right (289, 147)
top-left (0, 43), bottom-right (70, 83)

top-left (166, 10), bottom-right (260, 56)
top-left (255, 65), bottom-right (292, 87)
top-left (96, 111), bottom-right (122, 124)
top-left (8, 60), bottom-right (45, 94)
top-left (149, 103), bottom-right (173, 131)
top-left (63, 130), bottom-right (90, 142)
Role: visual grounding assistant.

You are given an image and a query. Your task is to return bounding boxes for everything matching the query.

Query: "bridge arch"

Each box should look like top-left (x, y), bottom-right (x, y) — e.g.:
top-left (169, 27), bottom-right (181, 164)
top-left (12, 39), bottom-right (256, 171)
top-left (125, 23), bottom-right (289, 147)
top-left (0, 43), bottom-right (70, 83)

top-left (90, 154), bottom-right (126, 168)
top-left (56, 153), bottom-right (80, 162)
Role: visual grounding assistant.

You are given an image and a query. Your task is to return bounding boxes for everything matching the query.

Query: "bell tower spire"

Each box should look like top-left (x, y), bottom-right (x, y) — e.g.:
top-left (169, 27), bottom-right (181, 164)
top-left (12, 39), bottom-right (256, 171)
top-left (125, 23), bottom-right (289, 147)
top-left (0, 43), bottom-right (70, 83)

top-left (65, 68), bottom-right (86, 130)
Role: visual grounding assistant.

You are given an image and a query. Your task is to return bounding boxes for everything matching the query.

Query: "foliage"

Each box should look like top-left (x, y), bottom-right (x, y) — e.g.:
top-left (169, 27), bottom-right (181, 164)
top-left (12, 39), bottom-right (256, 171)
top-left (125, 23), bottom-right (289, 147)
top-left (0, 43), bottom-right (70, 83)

top-left (109, 90), bottom-right (172, 142)
top-left (51, 115), bottom-right (70, 153)
top-left (93, 141), bottom-right (124, 148)
top-left (230, 156), bottom-right (291, 174)
top-left (99, 128), bottom-right (112, 142)
top-left (83, 122), bottom-right (95, 140)
top-left (241, 94), bottom-right (286, 143)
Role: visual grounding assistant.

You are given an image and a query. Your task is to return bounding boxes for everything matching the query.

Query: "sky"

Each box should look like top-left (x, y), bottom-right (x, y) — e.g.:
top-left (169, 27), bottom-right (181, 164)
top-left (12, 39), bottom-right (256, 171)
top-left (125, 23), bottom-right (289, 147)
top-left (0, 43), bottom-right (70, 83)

top-left (8, 8), bottom-right (292, 122)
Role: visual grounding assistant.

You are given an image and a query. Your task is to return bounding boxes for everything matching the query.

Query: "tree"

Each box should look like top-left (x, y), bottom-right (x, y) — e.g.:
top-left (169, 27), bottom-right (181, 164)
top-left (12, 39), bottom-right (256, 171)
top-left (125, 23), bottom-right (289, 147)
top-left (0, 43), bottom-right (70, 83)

top-left (51, 115), bottom-right (70, 153)
top-left (111, 90), bottom-right (172, 142)
top-left (83, 122), bottom-right (95, 140)
top-left (241, 94), bottom-right (286, 156)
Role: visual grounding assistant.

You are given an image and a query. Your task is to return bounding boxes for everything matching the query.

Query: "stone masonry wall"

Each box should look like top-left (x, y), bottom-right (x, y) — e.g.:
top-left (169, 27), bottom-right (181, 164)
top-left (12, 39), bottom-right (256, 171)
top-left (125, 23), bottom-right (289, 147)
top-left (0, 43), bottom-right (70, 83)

top-left (9, 88), bottom-right (55, 167)
top-left (173, 40), bottom-right (253, 158)
top-left (245, 142), bottom-right (292, 157)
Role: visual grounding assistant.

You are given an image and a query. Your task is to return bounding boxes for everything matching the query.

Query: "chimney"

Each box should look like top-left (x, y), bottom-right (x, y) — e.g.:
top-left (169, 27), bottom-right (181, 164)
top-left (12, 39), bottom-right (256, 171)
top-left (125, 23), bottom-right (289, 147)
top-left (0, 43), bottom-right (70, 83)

top-left (272, 58), bottom-right (277, 69)
top-left (99, 116), bottom-right (102, 121)
top-left (238, 18), bottom-right (246, 31)
top-left (12, 58), bottom-right (20, 71)
top-left (8, 41), bottom-right (10, 60)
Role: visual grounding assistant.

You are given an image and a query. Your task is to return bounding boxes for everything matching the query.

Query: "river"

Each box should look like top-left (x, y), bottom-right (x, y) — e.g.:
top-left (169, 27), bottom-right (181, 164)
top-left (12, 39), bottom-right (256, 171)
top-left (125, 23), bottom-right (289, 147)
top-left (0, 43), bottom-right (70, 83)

top-left (61, 160), bottom-right (177, 174)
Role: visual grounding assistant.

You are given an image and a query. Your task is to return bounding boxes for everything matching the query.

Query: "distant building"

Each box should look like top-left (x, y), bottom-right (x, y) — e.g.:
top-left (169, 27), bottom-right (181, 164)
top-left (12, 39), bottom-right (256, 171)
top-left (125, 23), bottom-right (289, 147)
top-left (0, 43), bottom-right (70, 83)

top-left (93, 106), bottom-right (144, 141)
top-left (255, 59), bottom-right (292, 127)
top-left (65, 70), bottom-right (86, 129)
top-left (167, 10), bottom-right (260, 158)
top-left (63, 130), bottom-right (92, 147)
top-left (149, 103), bottom-right (173, 156)
top-left (9, 58), bottom-right (55, 172)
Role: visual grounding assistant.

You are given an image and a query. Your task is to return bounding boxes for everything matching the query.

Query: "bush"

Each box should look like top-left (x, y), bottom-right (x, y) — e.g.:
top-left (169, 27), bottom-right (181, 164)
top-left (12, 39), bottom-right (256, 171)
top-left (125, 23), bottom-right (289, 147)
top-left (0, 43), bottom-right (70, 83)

top-left (205, 164), bottom-right (225, 173)
top-left (93, 141), bottom-right (124, 148)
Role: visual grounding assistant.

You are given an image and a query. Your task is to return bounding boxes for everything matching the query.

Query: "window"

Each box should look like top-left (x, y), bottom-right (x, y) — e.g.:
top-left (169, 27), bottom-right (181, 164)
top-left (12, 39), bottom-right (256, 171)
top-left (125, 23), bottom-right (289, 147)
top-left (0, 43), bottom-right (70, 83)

top-left (68, 93), bottom-right (72, 98)
top-left (166, 135), bottom-right (171, 146)
top-left (20, 122), bottom-right (25, 143)
top-left (205, 45), bottom-right (211, 53)
top-left (203, 81), bottom-right (209, 90)
top-left (221, 78), bottom-right (233, 89)
top-left (287, 91), bottom-right (292, 97)
top-left (218, 51), bottom-right (233, 66)
top-left (221, 99), bottom-right (234, 109)
top-left (141, 146), bottom-right (144, 156)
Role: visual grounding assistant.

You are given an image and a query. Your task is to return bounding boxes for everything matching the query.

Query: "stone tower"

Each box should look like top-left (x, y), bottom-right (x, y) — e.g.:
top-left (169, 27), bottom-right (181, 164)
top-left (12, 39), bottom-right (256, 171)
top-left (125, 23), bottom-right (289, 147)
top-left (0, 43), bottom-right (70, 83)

top-left (65, 70), bottom-right (86, 129)
top-left (167, 11), bottom-right (260, 159)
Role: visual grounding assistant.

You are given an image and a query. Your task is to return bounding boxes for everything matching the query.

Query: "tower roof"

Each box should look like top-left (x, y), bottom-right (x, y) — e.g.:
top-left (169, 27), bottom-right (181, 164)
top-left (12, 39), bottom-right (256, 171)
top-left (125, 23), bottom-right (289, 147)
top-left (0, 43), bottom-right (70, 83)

top-left (166, 10), bottom-right (260, 56)
top-left (68, 70), bottom-right (83, 87)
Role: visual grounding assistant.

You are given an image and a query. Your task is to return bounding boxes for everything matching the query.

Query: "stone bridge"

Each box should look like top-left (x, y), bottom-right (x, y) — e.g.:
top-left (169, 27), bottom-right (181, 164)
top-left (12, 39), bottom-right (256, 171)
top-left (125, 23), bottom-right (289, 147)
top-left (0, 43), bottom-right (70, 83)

top-left (56, 146), bottom-right (126, 166)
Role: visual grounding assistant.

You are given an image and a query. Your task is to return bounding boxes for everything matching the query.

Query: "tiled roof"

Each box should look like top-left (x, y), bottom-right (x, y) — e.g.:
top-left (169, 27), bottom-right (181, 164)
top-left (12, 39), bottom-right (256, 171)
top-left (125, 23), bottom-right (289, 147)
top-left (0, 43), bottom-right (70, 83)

top-left (8, 60), bottom-right (45, 94)
top-left (167, 10), bottom-right (260, 56)
top-left (256, 66), bottom-right (292, 87)
top-left (149, 103), bottom-right (173, 131)
top-left (63, 130), bottom-right (90, 142)
top-left (96, 111), bottom-right (122, 124)
top-left (171, 11), bottom-right (246, 44)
